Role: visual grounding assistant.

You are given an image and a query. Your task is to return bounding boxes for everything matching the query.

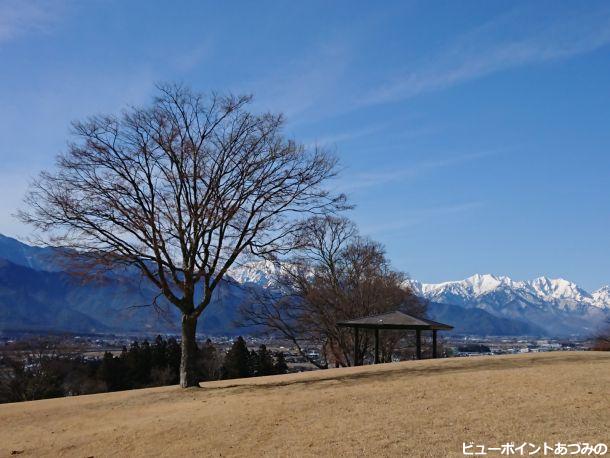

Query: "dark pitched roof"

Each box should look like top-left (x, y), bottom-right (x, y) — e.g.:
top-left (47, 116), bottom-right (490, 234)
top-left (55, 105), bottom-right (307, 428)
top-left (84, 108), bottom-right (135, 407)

top-left (336, 311), bottom-right (453, 330)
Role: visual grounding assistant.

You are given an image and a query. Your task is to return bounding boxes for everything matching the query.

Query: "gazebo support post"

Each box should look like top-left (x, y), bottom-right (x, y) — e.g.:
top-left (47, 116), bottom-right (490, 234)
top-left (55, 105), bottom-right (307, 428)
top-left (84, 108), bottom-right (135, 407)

top-left (374, 328), bottom-right (379, 364)
top-left (337, 311), bottom-right (453, 366)
top-left (354, 327), bottom-right (359, 366)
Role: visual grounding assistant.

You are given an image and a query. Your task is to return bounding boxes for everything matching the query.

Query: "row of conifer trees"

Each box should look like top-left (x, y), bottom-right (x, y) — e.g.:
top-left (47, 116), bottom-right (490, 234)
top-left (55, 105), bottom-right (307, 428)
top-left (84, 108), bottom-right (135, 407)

top-left (0, 336), bottom-right (288, 403)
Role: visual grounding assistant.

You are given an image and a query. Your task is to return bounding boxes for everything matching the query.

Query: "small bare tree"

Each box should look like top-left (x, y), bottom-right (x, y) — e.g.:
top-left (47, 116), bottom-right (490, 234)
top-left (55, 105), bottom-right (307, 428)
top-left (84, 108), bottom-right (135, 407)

top-left (20, 84), bottom-right (345, 387)
top-left (241, 216), bottom-right (424, 368)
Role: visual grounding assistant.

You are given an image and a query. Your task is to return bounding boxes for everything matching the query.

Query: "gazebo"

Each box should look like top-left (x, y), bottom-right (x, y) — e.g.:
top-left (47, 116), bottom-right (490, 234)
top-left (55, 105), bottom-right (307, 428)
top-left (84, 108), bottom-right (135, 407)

top-left (336, 311), bottom-right (453, 365)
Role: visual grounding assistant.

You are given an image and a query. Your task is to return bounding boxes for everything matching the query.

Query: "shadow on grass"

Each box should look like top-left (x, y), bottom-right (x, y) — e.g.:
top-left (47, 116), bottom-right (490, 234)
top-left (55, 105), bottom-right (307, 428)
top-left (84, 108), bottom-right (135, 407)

top-left (198, 352), bottom-right (609, 395)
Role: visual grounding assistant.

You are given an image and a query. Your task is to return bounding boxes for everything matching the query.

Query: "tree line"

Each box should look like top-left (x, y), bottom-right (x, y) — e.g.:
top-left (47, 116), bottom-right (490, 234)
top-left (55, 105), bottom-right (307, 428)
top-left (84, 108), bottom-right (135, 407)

top-left (0, 336), bottom-right (287, 403)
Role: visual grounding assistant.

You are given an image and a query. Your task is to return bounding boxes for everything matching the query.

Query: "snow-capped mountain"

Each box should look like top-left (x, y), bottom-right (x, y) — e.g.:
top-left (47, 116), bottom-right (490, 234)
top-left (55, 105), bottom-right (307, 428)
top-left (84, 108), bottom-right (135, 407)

top-left (227, 260), bottom-right (282, 288)
top-left (407, 274), bottom-right (609, 336)
top-left (407, 274), bottom-right (609, 310)
top-left (592, 285), bottom-right (610, 307)
top-left (1, 233), bottom-right (607, 337)
top-left (229, 264), bottom-right (609, 336)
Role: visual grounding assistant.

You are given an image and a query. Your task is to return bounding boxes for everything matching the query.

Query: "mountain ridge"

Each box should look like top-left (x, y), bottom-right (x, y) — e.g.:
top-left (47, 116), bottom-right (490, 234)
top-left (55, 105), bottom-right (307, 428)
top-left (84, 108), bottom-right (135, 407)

top-left (221, 262), bottom-right (609, 336)
top-left (406, 273), bottom-right (609, 335)
top-left (0, 234), bottom-right (607, 337)
top-left (407, 273), bottom-right (609, 310)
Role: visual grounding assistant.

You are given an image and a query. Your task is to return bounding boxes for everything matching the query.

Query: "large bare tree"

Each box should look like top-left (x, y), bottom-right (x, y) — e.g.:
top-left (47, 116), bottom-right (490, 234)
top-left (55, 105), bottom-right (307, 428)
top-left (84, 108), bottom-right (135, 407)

top-left (241, 216), bottom-right (424, 368)
top-left (20, 84), bottom-right (345, 387)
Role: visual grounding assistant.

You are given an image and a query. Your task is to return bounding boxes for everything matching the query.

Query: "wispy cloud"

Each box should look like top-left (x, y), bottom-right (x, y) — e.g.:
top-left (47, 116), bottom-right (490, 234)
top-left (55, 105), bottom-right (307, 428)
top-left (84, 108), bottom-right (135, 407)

top-left (248, 42), bottom-right (351, 122)
top-left (361, 5), bottom-right (610, 106)
top-left (170, 40), bottom-right (214, 73)
top-left (361, 201), bottom-right (484, 235)
top-left (337, 150), bottom-right (496, 193)
top-left (304, 124), bottom-right (386, 148)
top-left (0, 0), bottom-right (65, 45)
top-left (247, 5), bottom-right (610, 126)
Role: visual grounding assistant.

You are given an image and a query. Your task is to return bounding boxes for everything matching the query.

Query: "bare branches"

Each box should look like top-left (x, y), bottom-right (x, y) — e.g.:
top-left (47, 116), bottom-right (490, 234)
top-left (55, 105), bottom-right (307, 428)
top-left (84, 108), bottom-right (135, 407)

top-left (20, 84), bottom-right (346, 318)
top-left (241, 216), bottom-right (424, 367)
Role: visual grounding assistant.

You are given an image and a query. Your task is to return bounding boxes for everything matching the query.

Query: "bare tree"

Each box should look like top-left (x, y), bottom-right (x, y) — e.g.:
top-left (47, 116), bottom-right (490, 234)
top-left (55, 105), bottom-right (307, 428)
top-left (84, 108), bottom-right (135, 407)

top-left (241, 216), bottom-right (424, 368)
top-left (19, 84), bottom-right (345, 387)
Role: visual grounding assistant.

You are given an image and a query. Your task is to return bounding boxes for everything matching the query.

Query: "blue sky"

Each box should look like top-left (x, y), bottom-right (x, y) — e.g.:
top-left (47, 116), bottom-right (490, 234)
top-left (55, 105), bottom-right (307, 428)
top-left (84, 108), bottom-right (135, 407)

top-left (0, 0), bottom-right (609, 290)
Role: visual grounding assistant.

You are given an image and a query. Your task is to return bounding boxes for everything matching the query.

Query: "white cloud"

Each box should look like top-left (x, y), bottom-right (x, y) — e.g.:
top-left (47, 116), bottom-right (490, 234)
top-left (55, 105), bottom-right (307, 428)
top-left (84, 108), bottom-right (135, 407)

top-left (247, 42), bottom-right (351, 122)
top-left (304, 124), bottom-right (386, 148)
top-left (336, 150), bottom-right (496, 193)
top-left (170, 40), bottom-right (214, 73)
top-left (361, 201), bottom-right (484, 236)
top-left (0, 0), bottom-right (64, 45)
top-left (361, 5), bottom-right (610, 106)
top-left (244, 5), bottom-right (610, 126)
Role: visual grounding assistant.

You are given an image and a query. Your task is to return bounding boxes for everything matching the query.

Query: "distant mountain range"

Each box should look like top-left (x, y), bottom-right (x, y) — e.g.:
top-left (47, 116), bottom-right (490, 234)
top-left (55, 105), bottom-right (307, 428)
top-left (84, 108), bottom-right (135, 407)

top-left (407, 274), bottom-right (609, 336)
top-left (0, 234), bottom-right (607, 337)
top-left (225, 261), bottom-right (610, 337)
top-left (0, 234), bottom-right (253, 336)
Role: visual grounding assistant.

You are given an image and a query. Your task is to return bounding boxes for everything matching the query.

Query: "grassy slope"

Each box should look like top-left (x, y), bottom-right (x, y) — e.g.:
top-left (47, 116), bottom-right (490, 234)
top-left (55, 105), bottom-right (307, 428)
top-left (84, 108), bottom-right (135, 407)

top-left (0, 352), bottom-right (608, 457)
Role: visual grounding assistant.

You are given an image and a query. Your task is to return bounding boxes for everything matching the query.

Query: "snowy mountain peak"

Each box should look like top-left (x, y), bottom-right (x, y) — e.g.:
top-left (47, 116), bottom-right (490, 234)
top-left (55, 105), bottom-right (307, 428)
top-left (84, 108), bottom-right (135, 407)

top-left (592, 285), bottom-right (610, 308)
top-left (405, 273), bottom-right (609, 336)
top-left (530, 277), bottom-right (591, 302)
top-left (465, 273), bottom-right (513, 294)
top-left (227, 260), bottom-right (282, 287)
top-left (408, 274), bottom-right (610, 310)
top-left (410, 273), bottom-right (523, 299)
top-left (593, 285), bottom-right (610, 295)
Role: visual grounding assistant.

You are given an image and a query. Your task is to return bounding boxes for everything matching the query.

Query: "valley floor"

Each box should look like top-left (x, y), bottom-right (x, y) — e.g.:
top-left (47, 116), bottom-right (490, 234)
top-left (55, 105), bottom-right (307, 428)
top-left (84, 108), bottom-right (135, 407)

top-left (0, 352), bottom-right (608, 457)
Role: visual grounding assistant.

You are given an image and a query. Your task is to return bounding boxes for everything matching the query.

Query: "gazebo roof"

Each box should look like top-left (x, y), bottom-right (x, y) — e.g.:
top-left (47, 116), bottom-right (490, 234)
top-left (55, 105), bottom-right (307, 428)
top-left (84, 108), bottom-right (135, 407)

top-left (336, 311), bottom-right (453, 330)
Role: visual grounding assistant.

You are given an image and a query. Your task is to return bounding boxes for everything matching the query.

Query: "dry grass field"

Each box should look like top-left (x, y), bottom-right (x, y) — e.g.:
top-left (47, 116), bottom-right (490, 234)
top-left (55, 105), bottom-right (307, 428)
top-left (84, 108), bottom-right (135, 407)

top-left (0, 352), bottom-right (608, 457)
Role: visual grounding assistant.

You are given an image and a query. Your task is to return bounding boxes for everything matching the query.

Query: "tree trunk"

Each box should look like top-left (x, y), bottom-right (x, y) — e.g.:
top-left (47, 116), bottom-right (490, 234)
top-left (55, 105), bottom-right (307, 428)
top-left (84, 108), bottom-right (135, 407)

top-left (180, 314), bottom-right (199, 388)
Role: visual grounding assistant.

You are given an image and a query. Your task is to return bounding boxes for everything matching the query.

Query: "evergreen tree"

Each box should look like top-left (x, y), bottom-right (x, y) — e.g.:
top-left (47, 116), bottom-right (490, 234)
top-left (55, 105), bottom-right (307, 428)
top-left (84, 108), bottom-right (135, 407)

top-left (151, 335), bottom-right (168, 369)
top-left (122, 341), bottom-right (152, 388)
top-left (256, 345), bottom-right (276, 376)
top-left (1, 337), bottom-right (187, 403)
top-left (199, 339), bottom-right (220, 381)
top-left (97, 352), bottom-right (115, 390)
top-left (97, 351), bottom-right (128, 391)
top-left (249, 349), bottom-right (259, 376)
top-left (222, 337), bottom-right (252, 379)
top-left (122, 341), bottom-right (140, 388)
top-left (274, 351), bottom-right (288, 375)
top-left (166, 338), bottom-right (181, 383)
top-left (139, 340), bottom-right (153, 385)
